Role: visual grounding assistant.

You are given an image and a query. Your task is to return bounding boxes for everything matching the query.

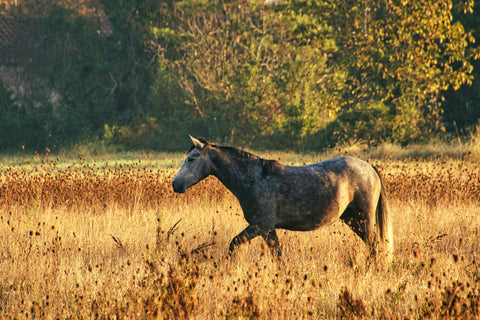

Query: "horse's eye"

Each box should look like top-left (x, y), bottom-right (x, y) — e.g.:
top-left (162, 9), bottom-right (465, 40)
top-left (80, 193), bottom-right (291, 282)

top-left (187, 157), bottom-right (195, 162)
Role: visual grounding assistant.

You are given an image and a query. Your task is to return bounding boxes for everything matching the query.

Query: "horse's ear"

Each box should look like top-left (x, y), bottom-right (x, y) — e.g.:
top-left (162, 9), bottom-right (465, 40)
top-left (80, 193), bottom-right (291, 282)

top-left (189, 135), bottom-right (206, 149)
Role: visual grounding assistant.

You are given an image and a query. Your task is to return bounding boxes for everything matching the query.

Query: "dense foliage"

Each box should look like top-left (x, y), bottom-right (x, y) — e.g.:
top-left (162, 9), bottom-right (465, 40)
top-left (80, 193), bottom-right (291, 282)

top-left (0, 0), bottom-right (479, 150)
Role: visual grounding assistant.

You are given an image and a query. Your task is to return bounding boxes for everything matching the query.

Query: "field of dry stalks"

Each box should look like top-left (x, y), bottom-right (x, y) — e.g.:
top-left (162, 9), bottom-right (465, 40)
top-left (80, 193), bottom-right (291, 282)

top-left (0, 151), bottom-right (479, 319)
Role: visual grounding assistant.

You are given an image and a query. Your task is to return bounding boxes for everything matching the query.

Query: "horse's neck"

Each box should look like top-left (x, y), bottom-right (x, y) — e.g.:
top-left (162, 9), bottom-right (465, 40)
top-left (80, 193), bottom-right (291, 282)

top-left (211, 151), bottom-right (256, 198)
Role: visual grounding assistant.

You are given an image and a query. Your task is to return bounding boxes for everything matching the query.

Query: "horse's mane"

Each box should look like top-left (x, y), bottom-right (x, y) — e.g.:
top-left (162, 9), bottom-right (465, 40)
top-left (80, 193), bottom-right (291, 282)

top-left (219, 146), bottom-right (284, 176)
top-left (188, 137), bottom-right (283, 175)
top-left (219, 146), bottom-right (260, 161)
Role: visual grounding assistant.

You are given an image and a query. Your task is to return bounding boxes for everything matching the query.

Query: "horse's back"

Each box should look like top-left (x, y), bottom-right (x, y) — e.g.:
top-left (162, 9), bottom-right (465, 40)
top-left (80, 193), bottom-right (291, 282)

top-left (307, 156), bottom-right (372, 172)
top-left (285, 156), bottom-right (376, 185)
top-left (307, 156), bottom-right (381, 202)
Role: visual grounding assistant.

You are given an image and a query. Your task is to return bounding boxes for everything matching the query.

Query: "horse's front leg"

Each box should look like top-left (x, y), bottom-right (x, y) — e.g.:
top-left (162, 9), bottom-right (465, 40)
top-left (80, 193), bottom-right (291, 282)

top-left (228, 224), bottom-right (271, 254)
top-left (261, 229), bottom-right (282, 257)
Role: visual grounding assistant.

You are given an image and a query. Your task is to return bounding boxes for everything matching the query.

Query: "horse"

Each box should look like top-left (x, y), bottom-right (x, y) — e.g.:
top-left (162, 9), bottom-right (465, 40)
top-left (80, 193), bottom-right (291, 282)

top-left (172, 136), bottom-right (393, 263)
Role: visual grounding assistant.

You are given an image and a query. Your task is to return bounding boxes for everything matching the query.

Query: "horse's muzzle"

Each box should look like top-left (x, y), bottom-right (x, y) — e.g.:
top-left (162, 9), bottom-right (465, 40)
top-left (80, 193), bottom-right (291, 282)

top-left (172, 179), bottom-right (186, 194)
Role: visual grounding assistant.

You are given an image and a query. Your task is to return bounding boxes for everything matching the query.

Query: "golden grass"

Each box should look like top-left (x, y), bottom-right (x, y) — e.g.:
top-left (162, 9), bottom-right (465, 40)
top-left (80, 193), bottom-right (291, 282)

top-left (0, 155), bottom-right (479, 319)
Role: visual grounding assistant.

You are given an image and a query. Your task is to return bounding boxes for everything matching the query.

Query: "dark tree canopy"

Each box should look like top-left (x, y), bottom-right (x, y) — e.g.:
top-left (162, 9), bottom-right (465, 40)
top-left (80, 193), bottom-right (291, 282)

top-left (0, 0), bottom-right (479, 151)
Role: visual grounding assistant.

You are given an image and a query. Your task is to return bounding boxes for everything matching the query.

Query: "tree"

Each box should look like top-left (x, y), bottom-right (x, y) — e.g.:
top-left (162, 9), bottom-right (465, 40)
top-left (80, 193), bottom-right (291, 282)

top-left (148, 0), bottom-right (344, 149)
top-left (1, 0), bottom-right (153, 150)
top-left (329, 0), bottom-right (479, 144)
top-left (147, 0), bottom-right (479, 149)
top-left (442, 0), bottom-right (480, 132)
top-left (1, 0), bottom-right (478, 151)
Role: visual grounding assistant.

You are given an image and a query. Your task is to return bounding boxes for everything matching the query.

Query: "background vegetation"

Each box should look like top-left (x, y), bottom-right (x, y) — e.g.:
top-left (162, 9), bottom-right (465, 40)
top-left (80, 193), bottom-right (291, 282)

top-left (0, 0), bottom-right (480, 151)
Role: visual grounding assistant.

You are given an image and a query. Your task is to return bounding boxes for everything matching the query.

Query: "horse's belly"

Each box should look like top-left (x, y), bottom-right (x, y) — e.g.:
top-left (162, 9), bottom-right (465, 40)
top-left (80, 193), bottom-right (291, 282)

top-left (275, 208), bottom-right (339, 231)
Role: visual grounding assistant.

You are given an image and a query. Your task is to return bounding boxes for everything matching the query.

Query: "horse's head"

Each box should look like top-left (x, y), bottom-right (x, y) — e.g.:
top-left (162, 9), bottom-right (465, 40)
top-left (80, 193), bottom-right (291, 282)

top-left (172, 135), bottom-right (214, 193)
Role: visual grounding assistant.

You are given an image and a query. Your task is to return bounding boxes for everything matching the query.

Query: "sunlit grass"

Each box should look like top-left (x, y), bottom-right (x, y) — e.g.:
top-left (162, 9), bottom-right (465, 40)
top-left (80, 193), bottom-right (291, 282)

top-left (0, 148), bottom-right (479, 318)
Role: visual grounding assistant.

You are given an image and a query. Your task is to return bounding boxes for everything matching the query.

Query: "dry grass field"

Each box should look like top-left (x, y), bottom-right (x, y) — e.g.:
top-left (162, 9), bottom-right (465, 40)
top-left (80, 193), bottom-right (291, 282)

top-left (0, 149), bottom-right (479, 319)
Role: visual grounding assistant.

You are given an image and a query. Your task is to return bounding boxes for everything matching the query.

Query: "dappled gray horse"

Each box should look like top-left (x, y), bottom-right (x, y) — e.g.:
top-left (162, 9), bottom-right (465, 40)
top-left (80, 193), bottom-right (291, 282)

top-left (173, 136), bottom-right (393, 263)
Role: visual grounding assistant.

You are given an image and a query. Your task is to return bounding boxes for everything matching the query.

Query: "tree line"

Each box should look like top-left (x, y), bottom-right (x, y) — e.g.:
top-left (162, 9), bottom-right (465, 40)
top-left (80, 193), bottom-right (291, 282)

top-left (0, 0), bottom-right (479, 151)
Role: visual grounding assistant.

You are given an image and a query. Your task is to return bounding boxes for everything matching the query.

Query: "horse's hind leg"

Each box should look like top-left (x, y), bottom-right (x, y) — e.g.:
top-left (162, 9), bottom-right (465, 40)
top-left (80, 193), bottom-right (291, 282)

top-left (340, 205), bottom-right (378, 256)
top-left (261, 230), bottom-right (282, 257)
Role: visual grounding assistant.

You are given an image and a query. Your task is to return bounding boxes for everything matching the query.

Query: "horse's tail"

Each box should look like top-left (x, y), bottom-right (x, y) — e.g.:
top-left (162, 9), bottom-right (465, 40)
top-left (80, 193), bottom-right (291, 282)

top-left (374, 167), bottom-right (394, 263)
